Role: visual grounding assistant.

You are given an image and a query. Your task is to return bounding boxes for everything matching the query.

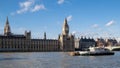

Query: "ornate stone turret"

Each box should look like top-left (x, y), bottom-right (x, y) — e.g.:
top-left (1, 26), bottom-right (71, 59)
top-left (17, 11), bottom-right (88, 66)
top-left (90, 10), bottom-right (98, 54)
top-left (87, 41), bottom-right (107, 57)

top-left (4, 17), bottom-right (11, 36)
top-left (62, 18), bottom-right (69, 36)
top-left (25, 30), bottom-right (31, 39)
top-left (44, 32), bottom-right (46, 40)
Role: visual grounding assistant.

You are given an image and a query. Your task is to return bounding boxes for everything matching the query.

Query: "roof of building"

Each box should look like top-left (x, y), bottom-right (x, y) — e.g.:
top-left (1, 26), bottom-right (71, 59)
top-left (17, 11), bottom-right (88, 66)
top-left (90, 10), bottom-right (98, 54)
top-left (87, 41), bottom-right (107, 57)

top-left (79, 37), bottom-right (95, 42)
top-left (107, 39), bottom-right (117, 43)
top-left (0, 34), bottom-right (25, 38)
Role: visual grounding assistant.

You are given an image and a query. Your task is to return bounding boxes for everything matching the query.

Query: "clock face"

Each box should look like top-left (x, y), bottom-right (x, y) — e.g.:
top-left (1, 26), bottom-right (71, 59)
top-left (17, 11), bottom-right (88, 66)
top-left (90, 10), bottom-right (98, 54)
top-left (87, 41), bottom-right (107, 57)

top-left (62, 26), bottom-right (69, 34)
top-left (65, 27), bottom-right (69, 31)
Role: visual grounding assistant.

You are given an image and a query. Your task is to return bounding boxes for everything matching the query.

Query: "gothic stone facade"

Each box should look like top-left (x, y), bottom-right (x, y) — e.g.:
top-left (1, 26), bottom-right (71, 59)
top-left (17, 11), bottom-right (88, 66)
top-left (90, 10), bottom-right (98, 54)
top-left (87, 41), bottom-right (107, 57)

top-left (0, 17), bottom-right (75, 52)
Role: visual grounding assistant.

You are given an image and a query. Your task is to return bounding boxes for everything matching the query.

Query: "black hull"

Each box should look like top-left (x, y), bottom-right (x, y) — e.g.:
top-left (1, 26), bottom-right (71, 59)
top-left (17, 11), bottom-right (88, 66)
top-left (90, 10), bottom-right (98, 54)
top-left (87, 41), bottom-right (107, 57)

top-left (80, 52), bottom-right (114, 56)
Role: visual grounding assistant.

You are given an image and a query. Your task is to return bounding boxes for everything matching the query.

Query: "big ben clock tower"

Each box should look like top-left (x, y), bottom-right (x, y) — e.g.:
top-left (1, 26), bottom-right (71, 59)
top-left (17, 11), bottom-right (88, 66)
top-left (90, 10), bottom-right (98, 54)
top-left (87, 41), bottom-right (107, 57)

top-left (59, 18), bottom-right (75, 52)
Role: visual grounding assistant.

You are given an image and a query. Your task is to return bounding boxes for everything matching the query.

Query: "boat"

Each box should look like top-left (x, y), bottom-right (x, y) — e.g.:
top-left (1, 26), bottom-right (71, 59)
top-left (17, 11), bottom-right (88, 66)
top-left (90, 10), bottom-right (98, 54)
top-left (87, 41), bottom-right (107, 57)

top-left (70, 47), bottom-right (114, 56)
top-left (78, 47), bottom-right (114, 56)
top-left (88, 47), bottom-right (114, 56)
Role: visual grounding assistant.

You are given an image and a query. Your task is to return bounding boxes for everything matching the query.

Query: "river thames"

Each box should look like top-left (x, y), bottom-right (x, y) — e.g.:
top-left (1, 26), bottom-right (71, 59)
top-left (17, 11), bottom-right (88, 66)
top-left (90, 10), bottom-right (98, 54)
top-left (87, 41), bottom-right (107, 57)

top-left (0, 52), bottom-right (120, 68)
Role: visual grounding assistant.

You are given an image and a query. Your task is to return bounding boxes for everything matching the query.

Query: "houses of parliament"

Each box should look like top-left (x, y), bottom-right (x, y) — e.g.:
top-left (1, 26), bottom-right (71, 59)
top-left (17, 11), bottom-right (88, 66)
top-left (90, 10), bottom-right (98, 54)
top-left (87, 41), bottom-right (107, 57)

top-left (0, 17), bottom-right (75, 52)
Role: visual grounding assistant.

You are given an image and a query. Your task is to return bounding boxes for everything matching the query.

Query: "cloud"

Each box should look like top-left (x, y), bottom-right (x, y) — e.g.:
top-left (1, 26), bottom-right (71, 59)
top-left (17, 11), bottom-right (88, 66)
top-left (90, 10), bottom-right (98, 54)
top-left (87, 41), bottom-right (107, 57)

top-left (106, 20), bottom-right (115, 27)
top-left (58, 0), bottom-right (64, 4)
top-left (92, 24), bottom-right (99, 28)
top-left (67, 15), bottom-right (72, 22)
top-left (17, 0), bottom-right (33, 14)
top-left (11, 0), bottom-right (46, 15)
top-left (31, 4), bottom-right (46, 12)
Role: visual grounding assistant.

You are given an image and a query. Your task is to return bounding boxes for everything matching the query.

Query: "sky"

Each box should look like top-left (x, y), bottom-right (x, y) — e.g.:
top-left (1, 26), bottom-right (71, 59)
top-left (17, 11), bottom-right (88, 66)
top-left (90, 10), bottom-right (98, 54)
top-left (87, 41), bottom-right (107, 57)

top-left (0, 0), bottom-right (120, 39)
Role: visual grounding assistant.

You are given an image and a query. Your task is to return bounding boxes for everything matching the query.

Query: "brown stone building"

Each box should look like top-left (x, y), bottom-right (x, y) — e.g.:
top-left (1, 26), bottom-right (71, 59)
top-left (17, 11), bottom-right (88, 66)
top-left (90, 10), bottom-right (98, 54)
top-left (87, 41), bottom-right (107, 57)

top-left (75, 37), bottom-right (96, 51)
top-left (95, 38), bottom-right (106, 47)
top-left (105, 38), bottom-right (118, 46)
top-left (0, 17), bottom-right (75, 52)
top-left (95, 38), bottom-right (118, 47)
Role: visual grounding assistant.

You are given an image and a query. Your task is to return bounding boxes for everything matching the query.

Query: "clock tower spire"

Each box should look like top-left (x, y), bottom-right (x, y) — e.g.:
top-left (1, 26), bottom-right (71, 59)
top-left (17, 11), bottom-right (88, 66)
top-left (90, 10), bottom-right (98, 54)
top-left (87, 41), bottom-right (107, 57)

top-left (4, 16), bottom-right (11, 36)
top-left (62, 18), bottom-right (69, 36)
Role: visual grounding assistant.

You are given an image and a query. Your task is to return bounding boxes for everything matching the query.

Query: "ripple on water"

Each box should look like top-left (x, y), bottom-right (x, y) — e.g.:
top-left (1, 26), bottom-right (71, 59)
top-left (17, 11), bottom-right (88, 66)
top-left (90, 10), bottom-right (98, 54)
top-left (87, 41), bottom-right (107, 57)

top-left (0, 52), bottom-right (120, 68)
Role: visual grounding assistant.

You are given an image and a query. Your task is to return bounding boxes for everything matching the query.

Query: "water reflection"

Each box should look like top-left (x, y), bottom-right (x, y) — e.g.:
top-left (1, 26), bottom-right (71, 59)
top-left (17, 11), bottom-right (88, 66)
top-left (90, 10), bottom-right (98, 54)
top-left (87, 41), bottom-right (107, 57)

top-left (0, 52), bottom-right (120, 68)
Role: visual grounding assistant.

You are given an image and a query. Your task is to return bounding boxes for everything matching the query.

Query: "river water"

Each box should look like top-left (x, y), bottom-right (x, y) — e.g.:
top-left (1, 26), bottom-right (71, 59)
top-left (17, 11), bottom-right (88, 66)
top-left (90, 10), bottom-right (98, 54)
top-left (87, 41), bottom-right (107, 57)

top-left (0, 52), bottom-right (120, 68)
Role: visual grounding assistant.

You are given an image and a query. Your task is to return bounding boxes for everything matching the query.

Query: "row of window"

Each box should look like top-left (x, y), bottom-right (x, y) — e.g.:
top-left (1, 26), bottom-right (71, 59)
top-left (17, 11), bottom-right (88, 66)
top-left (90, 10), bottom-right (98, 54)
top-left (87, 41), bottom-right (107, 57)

top-left (0, 40), bottom-right (59, 45)
top-left (32, 40), bottom-right (58, 45)
top-left (0, 44), bottom-right (60, 51)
